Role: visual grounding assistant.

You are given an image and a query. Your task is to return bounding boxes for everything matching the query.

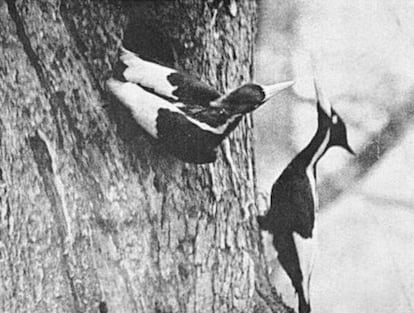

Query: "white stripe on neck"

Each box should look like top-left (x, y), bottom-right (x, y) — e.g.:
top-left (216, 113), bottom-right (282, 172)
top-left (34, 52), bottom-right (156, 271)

top-left (185, 112), bottom-right (241, 134)
top-left (309, 129), bottom-right (330, 171)
top-left (306, 129), bottom-right (330, 213)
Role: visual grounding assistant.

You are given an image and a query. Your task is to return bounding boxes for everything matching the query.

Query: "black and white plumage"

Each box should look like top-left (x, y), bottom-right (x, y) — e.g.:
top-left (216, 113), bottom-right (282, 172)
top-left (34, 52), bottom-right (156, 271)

top-left (107, 47), bottom-right (294, 163)
top-left (257, 80), bottom-right (353, 313)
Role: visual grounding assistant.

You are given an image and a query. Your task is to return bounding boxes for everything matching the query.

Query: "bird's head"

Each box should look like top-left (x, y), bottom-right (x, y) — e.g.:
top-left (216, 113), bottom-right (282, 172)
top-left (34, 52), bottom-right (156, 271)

top-left (215, 80), bottom-right (294, 115)
top-left (328, 109), bottom-right (354, 154)
top-left (313, 78), bottom-right (354, 154)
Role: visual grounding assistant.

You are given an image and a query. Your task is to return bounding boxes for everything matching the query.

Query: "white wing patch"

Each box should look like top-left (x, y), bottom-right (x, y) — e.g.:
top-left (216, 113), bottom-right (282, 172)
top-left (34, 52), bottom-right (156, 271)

top-left (293, 229), bottom-right (318, 304)
top-left (120, 48), bottom-right (179, 100)
top-left (107, 79), bottom-right (237, 137)
top-left (107, 79), bottom-right (166, 138)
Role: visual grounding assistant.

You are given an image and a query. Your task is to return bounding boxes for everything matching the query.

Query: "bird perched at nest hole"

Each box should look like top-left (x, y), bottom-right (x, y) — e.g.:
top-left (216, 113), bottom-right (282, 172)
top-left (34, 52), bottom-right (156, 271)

top-left (107, 47), bottom-right (294, 163)
top-left (257, 79), bottom-right (354, 313)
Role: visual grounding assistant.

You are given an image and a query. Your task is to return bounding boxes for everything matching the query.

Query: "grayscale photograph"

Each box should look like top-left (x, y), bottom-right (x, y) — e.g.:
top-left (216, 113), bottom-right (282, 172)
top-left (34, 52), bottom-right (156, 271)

top-left (1, 1), bottom-right (413, 313)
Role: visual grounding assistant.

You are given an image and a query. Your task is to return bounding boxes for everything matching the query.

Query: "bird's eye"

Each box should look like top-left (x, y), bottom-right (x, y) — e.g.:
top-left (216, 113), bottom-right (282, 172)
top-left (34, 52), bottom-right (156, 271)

top-left (332, 115), bottom-right (338, 124)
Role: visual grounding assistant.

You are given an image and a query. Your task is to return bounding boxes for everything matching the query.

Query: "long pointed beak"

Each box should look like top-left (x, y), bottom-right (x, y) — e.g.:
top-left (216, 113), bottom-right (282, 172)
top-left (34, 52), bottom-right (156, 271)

top-left (313, 78), bottom-right (332, 116)
top-left (261, 80), bottom-right (295, 101)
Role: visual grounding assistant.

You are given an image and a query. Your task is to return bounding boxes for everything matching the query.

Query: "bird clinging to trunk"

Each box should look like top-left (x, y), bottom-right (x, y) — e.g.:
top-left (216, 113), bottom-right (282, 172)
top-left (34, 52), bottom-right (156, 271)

top-left (107, 47), bottom-right (294, 163)
top-left (257, 79), bottom-right (354, 313)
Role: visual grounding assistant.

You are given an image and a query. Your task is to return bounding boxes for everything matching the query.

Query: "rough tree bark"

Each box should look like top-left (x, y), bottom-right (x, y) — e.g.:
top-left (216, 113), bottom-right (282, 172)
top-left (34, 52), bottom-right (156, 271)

top-left (0, 1), bottom-right (292, 312)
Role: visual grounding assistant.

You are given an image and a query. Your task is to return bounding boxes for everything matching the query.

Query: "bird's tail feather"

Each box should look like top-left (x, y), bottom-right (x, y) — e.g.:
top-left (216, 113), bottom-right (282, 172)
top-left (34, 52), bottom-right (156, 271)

top-left (298, 288), bottom-right (311, 313)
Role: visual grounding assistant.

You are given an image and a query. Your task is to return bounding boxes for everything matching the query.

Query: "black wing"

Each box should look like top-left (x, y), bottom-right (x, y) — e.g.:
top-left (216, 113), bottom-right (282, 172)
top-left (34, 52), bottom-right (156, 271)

top-left (118, 48), bottom-right (221, 107)
top-left (167, 72), bottom-right (221, 107)
top-left (273, 233), bottom-right (311, 313)
top-left (261, 166), bottom-right (315, 239)
top-left (156, 109), bottom-right (226, 163)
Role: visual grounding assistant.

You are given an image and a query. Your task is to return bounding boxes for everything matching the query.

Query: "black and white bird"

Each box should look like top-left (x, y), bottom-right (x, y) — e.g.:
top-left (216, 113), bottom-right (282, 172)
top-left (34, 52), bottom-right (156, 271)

top-left (257, 80), bottom-right (354, 313)
top-left (107, 47), bottom-right (294, 163)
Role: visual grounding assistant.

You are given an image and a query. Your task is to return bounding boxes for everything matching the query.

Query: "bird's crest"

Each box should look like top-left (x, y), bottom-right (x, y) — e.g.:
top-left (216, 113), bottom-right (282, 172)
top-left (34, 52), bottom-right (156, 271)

top-left (313, 78), bottom-right (331, 117)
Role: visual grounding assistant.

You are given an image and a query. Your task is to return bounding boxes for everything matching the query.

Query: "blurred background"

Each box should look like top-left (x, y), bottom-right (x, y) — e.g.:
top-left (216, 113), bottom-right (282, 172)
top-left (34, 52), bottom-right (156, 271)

top-left (254, 0), bottom-right (414, 312)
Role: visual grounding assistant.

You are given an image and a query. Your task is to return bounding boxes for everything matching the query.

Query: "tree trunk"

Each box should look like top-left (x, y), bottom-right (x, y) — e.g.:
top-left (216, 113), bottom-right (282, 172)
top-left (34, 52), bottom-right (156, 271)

top-left (0, 1), bottom-right (292, 312)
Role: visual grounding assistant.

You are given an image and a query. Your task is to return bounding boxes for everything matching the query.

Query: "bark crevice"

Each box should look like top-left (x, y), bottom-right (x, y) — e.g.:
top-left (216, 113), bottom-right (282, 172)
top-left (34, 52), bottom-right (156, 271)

top-left (59, 1), bottom-right (106, 95)
top-left (5, 0), bottom-right (50, 93)
top-left (28, 131), bottom-right (80, 312)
